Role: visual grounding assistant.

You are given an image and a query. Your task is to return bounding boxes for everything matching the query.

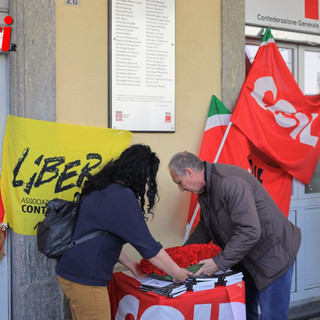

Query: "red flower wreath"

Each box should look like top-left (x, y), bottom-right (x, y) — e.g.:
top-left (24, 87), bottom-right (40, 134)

top-left (139, 243), bottom-right (222, 280)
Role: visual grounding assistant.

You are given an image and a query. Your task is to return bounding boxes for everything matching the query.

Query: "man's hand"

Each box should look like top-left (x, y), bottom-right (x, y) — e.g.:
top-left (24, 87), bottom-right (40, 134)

top-left (193, 259), bottom-right (219, 277)
top-left (172, 268), bottom-right (193, 283)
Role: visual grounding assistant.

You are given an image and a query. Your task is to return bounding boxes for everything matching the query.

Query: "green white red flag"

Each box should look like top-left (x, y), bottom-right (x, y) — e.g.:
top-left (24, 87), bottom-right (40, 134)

top-left (231, 28), bottom-right (320, 185)
top-left (186, 96), bottom-right (251, 230)
top-left (186, 96), bottom-right (226, 230)
top-left (198, 96), bottom-right (250, 168)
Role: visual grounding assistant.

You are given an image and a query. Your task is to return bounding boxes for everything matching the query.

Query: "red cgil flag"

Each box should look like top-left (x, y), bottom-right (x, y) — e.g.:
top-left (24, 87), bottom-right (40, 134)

top-left (231, 28), bottom-right (320, 185)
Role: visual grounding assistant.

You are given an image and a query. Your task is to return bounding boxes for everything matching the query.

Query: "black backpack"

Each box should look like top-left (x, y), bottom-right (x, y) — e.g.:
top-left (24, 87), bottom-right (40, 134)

top-left (35, 192), bottom-right (107, 259)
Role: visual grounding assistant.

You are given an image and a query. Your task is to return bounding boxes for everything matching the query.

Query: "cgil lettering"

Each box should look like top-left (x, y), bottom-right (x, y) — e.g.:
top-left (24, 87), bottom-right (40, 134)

top-left (12, 148), bottom-right (102, 195)
top-left (251, 76), bottom-right (319, 148)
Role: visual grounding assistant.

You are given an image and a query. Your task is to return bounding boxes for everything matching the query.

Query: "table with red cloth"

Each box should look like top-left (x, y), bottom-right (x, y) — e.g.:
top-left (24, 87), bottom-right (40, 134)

top-left (108, 272), bottom-right (246, 320)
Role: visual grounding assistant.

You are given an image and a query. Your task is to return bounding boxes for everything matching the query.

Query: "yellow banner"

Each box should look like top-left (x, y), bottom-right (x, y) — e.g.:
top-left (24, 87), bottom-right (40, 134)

top-left (1, 116), bottom-right (132, 235)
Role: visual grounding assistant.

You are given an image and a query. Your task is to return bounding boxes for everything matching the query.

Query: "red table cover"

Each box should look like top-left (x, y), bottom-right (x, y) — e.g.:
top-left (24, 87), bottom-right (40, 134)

top-left (108, 272), bottom-right (246, 320)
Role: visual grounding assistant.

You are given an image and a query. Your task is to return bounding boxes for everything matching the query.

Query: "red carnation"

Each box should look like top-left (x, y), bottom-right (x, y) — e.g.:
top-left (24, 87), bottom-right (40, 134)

top-left (139, 243), bottom-right (222, 277)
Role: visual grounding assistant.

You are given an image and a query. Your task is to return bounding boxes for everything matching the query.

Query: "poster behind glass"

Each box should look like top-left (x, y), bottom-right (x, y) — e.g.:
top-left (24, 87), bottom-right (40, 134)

top-left (109, 0), bottom-right (175, 132)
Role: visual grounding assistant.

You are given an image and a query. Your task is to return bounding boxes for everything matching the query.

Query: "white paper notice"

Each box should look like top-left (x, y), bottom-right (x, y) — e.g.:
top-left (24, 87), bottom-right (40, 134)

top-left (109, 0), bottom-right (175, 131)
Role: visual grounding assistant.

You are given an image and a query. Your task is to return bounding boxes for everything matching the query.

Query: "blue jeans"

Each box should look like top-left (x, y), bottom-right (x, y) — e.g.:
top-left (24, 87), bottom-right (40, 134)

top-left (244, 263), bottom-right (294, 320)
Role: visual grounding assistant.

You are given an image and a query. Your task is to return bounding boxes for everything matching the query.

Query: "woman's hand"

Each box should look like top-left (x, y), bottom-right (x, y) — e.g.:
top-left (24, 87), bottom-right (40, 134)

top-left (118, 251), bottom-right (147, 278)
top-left (149, 249), bottom-right (193, 283)
top-left (128, 262), bottom-right (147, 278)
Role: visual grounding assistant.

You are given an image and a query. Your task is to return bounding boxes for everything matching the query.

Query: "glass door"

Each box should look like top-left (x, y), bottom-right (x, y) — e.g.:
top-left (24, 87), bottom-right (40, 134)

top-left (298, 46), bottom-right (320, 197)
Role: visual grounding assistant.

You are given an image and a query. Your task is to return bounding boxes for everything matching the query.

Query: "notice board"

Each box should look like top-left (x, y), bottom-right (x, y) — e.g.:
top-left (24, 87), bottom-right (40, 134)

top-left (109, 0), bottom-right (175, 132)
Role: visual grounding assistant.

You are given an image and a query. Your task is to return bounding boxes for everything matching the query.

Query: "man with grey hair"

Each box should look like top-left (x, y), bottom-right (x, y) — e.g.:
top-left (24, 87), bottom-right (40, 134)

top-left (169, 151), bottom-right (301, 320)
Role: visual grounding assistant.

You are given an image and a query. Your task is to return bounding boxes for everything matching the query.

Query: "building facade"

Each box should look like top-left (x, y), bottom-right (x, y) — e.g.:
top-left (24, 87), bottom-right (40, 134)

top-left (0, 0), bottom-right (319, 319)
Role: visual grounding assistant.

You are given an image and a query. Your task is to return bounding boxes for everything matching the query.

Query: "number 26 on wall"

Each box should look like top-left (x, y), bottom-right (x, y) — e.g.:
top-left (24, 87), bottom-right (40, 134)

top-left (65, 0), bottom-right (80, 6)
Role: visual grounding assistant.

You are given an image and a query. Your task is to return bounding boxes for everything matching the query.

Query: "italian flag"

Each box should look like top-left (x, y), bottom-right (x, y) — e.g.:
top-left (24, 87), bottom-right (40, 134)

top-left (186, 96), bottom-right (251, 231)
top-left (187, 96), bottom-right (230, 231)
top-left (199, 95), bottom-right (231, 163)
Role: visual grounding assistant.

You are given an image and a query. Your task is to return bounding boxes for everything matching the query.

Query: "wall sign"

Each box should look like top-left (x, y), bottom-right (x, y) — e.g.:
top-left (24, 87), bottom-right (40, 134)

top-left (65, 0), bottom-right (80, 6)
top-left (109, 0), bottom-right (175, 132)
top-left (246, 0), bottom-right (320, 34)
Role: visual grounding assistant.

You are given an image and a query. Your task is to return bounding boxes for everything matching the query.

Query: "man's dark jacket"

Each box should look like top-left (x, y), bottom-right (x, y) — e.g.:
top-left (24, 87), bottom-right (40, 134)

top-left (185, 162), bottom-right (301, 291)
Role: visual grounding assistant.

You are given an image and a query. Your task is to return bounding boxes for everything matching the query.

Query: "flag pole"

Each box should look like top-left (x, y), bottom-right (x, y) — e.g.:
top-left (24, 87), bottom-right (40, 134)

top-left (213, 121), bottom-right (233, 163)
top-left (182, 121), bottom-right (233, 244)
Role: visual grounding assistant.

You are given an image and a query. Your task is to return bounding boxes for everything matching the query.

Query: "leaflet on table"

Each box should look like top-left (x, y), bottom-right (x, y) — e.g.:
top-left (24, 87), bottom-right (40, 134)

top-left (140, 284), bottom-right (187, 297)
top-left (139, 281), bottom-right (187, 297)
top-left (192, 269), bottom-right (243, 286)
top-left (123, 268), bottom-right (243, 297)
top-left (123, 271), bottom-right (173, 287)
top-left (186, 280), bottom-right (216, 292)
top-left (140, 282), bottom-right (187, 294)
top-left (122, 271), bottom-right (188, 297)
top-left (137, 277), bottom-right (176, 288)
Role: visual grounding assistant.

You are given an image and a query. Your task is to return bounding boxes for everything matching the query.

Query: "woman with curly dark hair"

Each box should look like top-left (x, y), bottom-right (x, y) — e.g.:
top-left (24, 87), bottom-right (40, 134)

top-left (56, 144), bottom-right (191, 320)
